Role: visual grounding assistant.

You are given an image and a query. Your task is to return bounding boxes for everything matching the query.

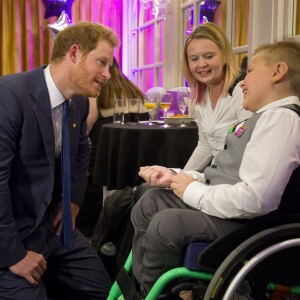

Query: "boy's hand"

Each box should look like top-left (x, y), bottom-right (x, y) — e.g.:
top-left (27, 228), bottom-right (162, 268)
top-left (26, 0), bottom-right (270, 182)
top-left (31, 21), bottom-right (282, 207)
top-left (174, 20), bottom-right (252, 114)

top-left (170, 172), bottom-right (195, 200)
top-left (139, 165), bottom-right (176, 187)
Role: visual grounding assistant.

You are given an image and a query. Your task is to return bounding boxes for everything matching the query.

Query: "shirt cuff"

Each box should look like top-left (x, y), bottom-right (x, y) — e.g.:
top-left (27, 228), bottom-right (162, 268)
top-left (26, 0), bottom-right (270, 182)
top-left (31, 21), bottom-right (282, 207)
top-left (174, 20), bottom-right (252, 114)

top-left (183, 180), bottom-right (208, 209)
top-left (170, 168), bottom-right (205, 181)
top-left (183, 170), bottom-right (205, 182)
top-left (170, 168), bottom-right (182, 174)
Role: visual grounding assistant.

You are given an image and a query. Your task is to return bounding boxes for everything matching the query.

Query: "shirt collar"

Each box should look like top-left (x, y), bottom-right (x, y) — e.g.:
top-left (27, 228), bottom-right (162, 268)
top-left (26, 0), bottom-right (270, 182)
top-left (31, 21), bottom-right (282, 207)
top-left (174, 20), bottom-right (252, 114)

top-left (256, 96), bottom-right (300, 114)
top-left (44, 65), bottom-right (65, 109)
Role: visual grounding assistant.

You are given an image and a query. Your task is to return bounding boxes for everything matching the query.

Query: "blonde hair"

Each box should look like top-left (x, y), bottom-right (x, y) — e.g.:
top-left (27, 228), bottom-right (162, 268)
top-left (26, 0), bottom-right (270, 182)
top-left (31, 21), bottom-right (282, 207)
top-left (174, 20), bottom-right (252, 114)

top-left (254, 41), bottom-right (300, 97)
top-left (98, 57), bottom-right (144, 110)
top-left (51, 22), bottom-right (119, 62)
top-left (182, 22), bottom-right (240, 103)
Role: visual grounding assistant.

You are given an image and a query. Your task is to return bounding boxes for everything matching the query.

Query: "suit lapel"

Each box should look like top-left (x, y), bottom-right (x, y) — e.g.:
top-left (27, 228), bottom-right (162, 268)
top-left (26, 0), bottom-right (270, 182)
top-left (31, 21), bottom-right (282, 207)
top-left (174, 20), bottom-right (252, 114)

top-left (29, 66), bottom-right (56, 170)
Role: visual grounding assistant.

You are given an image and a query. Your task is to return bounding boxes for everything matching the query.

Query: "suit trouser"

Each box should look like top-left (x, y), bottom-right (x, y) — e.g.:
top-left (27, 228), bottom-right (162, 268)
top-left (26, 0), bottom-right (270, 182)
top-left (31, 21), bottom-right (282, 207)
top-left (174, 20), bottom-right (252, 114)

top-left (131, 188), bottom-right (243, 294)
top-left (0, 214), bottom-right (111, 300)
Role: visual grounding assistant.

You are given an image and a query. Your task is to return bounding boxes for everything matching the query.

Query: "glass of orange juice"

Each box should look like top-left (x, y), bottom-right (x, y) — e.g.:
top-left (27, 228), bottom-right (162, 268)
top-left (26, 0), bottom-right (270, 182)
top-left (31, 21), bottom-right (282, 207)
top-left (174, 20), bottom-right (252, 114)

top-left (144, 93), bottom-right (157, 125)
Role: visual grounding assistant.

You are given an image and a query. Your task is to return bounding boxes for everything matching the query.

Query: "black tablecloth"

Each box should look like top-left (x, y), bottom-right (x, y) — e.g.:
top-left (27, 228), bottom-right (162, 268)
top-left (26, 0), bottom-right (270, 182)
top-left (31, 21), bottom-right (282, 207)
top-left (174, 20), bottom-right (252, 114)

top-left (93, 122), bottom-right (198, 190)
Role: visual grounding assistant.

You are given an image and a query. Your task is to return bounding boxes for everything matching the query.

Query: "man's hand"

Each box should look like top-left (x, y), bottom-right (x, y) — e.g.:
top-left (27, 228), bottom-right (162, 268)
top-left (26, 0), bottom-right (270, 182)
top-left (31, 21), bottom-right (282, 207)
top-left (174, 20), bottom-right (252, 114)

top-left (139, 165), bottom-right (176, 187)
top-left (9, 251), bottom-right (47, 285)
top-left (53, 202), bottom-right (80, 236)
top-left (170, 172), bottom-right (195, 200)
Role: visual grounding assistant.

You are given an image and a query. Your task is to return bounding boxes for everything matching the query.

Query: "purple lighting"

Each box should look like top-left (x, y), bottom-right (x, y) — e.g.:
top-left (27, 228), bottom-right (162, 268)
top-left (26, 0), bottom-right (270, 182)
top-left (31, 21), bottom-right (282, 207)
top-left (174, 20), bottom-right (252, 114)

top-left (199, 0), bottom-right (221, 25)
top-left (185, 7), bottom-right (193, 35)
top-left (42, 0), bottom-right (74, 20)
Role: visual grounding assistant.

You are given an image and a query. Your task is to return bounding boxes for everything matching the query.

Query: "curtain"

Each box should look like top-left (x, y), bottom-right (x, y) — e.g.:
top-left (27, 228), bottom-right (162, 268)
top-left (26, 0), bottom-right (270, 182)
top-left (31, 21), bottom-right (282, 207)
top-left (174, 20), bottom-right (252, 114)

top-left (296, 0), bottom-right (300, 35)
top-left (215, 0), bottom-right (248, 66)
top-left (0, 0), bottom-right (122, 76)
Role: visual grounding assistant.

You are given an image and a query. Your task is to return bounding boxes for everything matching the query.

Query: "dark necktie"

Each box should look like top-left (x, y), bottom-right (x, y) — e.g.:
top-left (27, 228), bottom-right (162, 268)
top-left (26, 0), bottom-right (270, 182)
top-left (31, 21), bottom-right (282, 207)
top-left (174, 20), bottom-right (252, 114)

top-left (61, 100), bottom-right (73, 248)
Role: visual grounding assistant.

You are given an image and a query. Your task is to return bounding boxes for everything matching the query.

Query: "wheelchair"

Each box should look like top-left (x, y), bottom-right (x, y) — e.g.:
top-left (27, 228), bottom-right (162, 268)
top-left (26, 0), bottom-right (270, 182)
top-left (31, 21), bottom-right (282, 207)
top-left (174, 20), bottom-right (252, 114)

top-left (107, 213), bottom-right (300, 300)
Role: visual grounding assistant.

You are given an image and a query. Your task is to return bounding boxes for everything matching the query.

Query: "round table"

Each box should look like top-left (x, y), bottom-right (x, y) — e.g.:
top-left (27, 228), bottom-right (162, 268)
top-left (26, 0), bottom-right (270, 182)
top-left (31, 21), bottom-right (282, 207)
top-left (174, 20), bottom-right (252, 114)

top-left (93, 122), bottom-right (198, 190)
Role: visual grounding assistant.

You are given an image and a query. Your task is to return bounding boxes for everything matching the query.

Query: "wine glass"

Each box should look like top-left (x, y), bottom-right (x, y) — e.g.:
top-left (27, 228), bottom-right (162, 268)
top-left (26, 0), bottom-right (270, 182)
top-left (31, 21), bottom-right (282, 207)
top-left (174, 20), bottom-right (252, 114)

top-left (144, 93), bottom-right (157, 125)
top-left (159, 93), bottom-right (173, 128)
top-left (177, 88), bottom-right (189, 127)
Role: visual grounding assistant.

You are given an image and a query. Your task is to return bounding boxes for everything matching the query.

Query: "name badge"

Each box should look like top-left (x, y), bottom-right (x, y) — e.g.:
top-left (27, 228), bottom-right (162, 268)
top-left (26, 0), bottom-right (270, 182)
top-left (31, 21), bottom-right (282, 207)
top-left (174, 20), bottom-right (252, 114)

top-left (234, 124), bottom-right (248, 138)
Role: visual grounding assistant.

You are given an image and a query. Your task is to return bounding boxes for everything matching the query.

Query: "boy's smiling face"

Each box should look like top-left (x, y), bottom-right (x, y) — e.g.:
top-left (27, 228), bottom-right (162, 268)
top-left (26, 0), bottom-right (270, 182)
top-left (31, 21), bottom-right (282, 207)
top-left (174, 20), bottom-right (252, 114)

top-left (241, 52), bottom-right (275, 112)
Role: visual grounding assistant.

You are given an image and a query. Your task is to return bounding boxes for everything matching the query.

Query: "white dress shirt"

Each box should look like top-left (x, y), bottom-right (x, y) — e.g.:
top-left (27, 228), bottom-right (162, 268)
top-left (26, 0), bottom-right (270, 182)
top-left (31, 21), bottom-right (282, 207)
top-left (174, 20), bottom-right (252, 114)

top-left (183, 96), bottom-right (300, 219)
top-left (44, 65), bottom-right (65, 157)
top-left (184, 84), bottom-right (253, 171)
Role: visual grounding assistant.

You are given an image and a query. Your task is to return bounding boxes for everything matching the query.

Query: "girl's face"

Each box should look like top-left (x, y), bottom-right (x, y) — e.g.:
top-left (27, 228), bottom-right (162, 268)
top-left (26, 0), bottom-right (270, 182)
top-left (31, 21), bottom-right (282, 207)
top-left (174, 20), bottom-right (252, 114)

top-left (187, 38), bottom-right (225, 87)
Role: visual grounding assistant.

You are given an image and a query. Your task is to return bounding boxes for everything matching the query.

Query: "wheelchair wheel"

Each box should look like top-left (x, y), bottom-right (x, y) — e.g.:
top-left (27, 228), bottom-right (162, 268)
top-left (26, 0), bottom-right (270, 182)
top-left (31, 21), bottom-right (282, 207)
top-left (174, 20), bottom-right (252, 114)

top-left (203, 223), bottom-right (300, 300)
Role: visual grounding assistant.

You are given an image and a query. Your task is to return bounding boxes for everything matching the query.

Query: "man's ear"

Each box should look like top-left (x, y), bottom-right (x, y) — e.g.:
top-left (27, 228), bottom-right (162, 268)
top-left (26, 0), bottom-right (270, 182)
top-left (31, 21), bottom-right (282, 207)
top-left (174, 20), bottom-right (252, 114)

top-left (69, 44), bottom-right (80, 63)
top-left (271, 62), bottom-right (288, 83)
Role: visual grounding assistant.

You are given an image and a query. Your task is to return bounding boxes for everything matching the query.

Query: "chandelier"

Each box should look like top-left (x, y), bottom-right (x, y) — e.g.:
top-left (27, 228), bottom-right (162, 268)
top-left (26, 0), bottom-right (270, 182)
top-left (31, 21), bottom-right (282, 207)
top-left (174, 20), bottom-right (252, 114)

top-left (141, 0), bottom-right (170, 21)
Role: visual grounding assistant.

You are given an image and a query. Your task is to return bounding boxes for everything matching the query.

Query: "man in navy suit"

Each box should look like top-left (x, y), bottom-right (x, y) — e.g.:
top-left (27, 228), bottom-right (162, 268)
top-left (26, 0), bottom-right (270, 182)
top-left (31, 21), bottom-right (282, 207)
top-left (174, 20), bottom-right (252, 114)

top-left (0, 22), bottom-right (119, 299)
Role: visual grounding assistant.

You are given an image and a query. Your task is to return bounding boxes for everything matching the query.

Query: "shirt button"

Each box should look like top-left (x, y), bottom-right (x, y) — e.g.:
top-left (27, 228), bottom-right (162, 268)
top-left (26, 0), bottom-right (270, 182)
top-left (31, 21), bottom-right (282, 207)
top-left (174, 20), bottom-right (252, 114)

top-left (211, 164), bottom-right (217, 168)
top-left (224, 144), bottom-right (227, 150)
top-left (205, 179), bottom-right (210, 185)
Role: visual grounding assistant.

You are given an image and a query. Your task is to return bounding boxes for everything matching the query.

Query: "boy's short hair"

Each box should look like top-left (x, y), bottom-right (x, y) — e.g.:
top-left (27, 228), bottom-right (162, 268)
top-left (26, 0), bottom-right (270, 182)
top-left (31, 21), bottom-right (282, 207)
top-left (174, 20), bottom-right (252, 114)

top-left (255, 41), bottom-right (300, 97)
top-left (51, 22), bottom-right (120, 62)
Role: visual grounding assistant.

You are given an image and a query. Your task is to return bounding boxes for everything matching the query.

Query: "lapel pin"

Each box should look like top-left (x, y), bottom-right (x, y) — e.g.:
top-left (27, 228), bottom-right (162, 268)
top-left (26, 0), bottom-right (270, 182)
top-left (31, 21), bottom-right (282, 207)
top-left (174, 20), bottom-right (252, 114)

top-left (234, 124), bottom-right (247, 138)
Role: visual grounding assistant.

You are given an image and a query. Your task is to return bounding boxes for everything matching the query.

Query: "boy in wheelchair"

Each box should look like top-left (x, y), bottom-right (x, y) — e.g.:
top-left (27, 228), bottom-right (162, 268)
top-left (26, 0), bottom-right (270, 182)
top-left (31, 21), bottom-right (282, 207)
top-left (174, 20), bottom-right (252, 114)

top-left (131, 41), bottom-right (300, 298)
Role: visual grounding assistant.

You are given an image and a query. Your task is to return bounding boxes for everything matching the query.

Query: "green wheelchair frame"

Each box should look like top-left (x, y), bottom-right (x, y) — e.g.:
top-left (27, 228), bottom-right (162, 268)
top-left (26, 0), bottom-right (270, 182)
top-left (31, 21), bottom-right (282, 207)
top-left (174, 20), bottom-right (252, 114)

top-left (108, 251), bottom-right (213, 300)
top-left (108, 219), bottom-right (300, 300)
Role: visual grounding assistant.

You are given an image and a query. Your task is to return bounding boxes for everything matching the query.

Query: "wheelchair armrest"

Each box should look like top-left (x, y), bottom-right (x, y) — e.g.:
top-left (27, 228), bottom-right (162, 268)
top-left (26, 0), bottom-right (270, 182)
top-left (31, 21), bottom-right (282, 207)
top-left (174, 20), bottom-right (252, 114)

top-left (197, 213), bottom-right (300, 273)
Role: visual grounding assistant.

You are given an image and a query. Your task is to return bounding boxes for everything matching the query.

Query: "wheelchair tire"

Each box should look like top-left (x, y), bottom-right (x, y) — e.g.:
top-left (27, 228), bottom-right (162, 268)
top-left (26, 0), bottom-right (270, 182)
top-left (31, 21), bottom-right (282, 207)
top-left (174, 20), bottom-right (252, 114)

top-left (203, 223), bottom-right (300, 300)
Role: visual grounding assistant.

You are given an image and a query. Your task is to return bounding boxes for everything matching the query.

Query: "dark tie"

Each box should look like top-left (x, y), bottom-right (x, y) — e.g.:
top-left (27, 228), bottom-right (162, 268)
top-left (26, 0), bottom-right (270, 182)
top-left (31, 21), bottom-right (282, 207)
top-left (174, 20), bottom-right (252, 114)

top-left (61, 100), bottom-right (73, 248)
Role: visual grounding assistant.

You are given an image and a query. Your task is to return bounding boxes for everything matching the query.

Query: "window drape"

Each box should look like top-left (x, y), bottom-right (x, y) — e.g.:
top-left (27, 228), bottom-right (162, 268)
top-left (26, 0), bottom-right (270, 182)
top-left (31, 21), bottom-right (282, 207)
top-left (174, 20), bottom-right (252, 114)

top-left (0, 0), bottom-right (122, 76)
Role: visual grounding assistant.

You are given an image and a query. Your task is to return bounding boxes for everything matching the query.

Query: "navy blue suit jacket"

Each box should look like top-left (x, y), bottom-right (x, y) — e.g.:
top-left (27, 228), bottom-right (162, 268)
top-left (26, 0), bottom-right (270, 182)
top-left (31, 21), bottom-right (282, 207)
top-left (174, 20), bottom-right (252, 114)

top-left (0, 66), bottom-right (91, 268)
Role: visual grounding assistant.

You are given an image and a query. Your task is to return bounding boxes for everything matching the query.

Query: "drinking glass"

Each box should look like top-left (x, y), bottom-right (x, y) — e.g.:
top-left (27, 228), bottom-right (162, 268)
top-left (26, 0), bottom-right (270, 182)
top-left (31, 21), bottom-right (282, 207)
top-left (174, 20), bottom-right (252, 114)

top-left (113, 99), bottom-right (125, 124)
top-left (128, 98), bottom-right (140, 125)
top-left (177, 88), bottom-right (189, 127)
top-left (159, 93), bottom-right (173, 128)
top-left (144, 93), bottom-right (158, 125)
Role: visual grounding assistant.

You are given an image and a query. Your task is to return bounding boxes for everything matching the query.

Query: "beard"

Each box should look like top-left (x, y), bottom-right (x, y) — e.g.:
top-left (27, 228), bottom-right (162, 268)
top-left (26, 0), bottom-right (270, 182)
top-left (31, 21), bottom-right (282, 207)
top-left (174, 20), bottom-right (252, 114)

top-left (68, 61), bottom-right (102, 98)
